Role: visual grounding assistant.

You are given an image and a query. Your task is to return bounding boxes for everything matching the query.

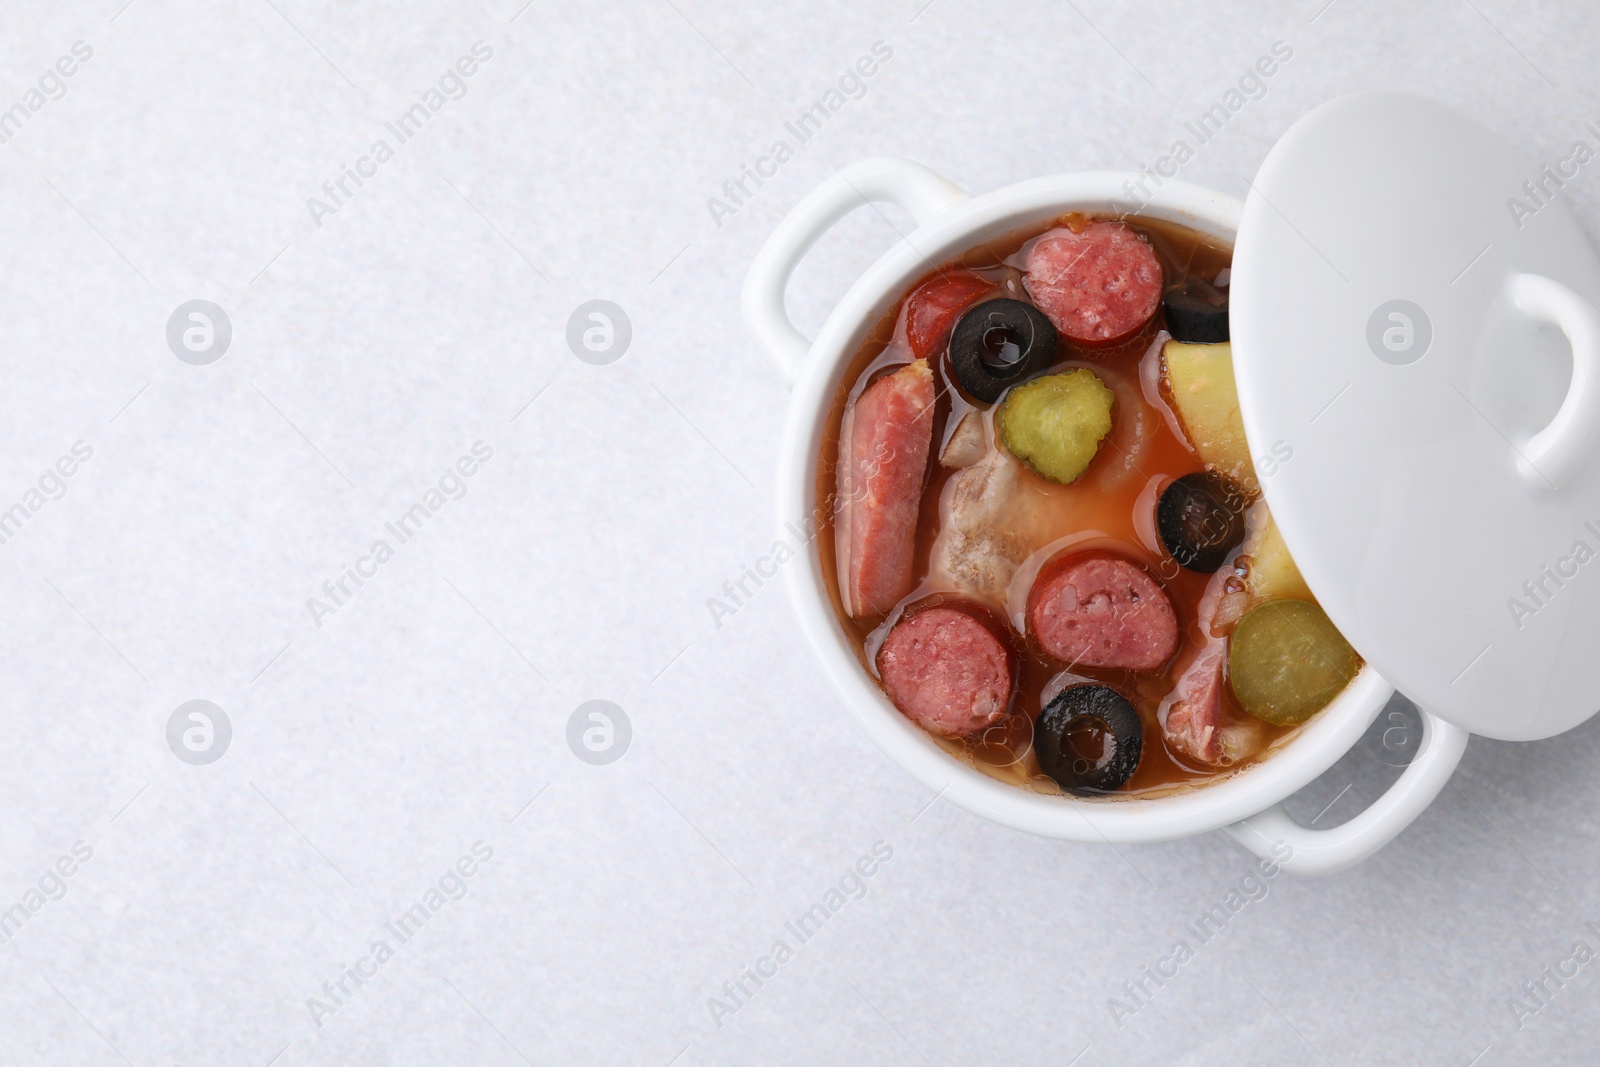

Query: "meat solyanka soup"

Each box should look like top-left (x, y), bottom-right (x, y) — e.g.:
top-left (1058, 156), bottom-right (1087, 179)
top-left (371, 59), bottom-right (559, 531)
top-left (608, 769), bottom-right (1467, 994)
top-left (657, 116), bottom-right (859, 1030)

top-left (817, 213), bottom-right (1362, 799)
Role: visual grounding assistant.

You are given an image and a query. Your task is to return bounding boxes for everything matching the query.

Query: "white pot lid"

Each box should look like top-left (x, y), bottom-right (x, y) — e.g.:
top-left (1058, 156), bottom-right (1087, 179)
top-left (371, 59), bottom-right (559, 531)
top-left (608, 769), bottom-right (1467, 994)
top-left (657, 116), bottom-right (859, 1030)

top-left (1232, 90), bottom-right (1600, 741)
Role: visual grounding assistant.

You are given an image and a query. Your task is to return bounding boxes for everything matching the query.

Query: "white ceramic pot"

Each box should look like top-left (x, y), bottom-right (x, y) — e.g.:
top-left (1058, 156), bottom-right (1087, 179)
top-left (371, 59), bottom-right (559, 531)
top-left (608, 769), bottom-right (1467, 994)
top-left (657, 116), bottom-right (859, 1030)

top-left (743, 154), bottom-right (1471, 875)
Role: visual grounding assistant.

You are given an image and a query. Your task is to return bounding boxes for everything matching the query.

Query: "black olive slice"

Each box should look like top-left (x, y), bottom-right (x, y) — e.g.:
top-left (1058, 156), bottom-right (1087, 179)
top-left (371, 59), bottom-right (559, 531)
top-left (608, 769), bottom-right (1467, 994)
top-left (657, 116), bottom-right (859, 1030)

top-left (1157, 471), bottom-right (1247, 573)
top-left (1163, 288), bottom-right (1229, 343)
top-left (1034, 685), bottom-right (1143, 794)
top-left (948, 299), bottom-right (1057, 403)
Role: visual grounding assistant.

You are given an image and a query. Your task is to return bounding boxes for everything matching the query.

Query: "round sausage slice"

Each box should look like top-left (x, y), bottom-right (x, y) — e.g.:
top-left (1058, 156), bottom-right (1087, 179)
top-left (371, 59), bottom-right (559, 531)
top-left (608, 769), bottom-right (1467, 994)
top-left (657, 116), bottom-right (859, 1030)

top-left (877, 605), bottom-right (1013, 737)
top-left (1023, 222), bottom-right (1163, 345)
top-left (905, 270), bottom-right (992, 359)
top-left (1027, 553), bottom-right (1178, 671)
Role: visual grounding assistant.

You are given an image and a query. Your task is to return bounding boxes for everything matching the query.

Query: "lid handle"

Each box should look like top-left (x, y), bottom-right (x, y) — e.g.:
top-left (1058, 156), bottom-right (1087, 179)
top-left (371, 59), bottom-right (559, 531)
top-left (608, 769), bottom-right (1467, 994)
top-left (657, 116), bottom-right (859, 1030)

top-left (1510, 273), bottom-right (1600, 491)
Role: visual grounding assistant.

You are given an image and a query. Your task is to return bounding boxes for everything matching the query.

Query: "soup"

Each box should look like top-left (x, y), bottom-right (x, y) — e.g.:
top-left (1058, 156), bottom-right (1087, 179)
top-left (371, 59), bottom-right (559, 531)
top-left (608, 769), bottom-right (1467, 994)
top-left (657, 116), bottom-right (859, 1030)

top-left (816, 212), bottom-right (1360, 800)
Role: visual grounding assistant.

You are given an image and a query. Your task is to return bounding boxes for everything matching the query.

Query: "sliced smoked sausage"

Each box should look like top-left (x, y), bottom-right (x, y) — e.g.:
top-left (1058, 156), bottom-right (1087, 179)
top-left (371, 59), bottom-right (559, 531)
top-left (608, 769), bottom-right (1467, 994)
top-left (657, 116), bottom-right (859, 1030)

top-left (1027, 552), bottom-right (1178, 671)
top-left (1163, 648), bottom-right (1263, 765)
top-left (1163, 651), bottom-right (1225, 763)
top-left (877, 604), bottom-right (1014, 737)
top-left (905, 271), bottom-right (992, 359)
top-left (1023, 222), bottom-right (1163, 346)
top-left (837, 359), bottom-right (935, 617)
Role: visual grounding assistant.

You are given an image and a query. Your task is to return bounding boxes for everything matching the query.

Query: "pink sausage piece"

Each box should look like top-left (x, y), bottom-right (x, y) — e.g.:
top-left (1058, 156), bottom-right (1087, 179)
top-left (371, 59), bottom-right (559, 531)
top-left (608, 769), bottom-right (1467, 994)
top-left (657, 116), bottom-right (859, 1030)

top-left (1023, 222), bottom-right (1163, 345)
top-left (1027, 553), bottom-right (1178, 671)
top-left (1164, 651), bottom-right (1225, 764)
top-left (838, 360), bottom-right (935, 617)
top-left (878, 605), bottom-right (1013, 737)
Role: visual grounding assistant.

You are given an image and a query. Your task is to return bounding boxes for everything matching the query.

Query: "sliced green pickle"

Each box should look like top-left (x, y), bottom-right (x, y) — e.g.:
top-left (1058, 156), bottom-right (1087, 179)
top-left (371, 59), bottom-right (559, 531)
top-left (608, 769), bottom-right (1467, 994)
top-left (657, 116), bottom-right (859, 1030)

top-left (995, 369), bottom-right (1115, 485)
top-left (1227, 600), bottom-right (1359, 725)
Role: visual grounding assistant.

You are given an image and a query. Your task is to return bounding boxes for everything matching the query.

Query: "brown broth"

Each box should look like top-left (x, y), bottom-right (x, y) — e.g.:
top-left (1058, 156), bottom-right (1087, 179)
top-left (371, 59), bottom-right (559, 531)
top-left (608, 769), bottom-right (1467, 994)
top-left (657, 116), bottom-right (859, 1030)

top-left (816, 213), bottom-right (1319, 801)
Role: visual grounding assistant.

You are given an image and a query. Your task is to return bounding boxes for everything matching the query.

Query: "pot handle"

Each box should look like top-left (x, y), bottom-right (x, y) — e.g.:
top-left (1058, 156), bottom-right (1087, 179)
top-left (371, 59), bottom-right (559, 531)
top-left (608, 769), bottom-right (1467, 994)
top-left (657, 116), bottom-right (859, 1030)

top-left (1509, 272), bottom-right (1600, 490)
top-left (1224, 707), bottom-right (1469, 875)
top-left (741, 157), bottom-right (968, 387)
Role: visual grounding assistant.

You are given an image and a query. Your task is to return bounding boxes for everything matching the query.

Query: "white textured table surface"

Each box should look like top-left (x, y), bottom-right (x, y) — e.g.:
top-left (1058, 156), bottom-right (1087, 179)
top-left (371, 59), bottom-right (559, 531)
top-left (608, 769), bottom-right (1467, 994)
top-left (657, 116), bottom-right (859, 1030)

top-left (0, 1), bottom-right (1596, 1064)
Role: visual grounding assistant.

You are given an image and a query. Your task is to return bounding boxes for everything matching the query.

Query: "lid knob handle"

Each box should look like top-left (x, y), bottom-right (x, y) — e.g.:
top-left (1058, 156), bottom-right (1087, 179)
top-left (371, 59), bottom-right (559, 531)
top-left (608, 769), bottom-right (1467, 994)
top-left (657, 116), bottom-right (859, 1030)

top-left (1510, 273), bottom-right (1600, 491)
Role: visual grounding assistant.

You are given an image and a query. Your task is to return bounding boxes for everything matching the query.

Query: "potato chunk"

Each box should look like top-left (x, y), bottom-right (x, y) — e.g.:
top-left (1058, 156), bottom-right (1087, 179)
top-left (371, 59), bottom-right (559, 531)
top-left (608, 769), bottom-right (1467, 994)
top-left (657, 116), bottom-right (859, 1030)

top-left (1244, 515), bottom-right (1314, 603)
top-left (1160, 340), bottom-right (1258, 496)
